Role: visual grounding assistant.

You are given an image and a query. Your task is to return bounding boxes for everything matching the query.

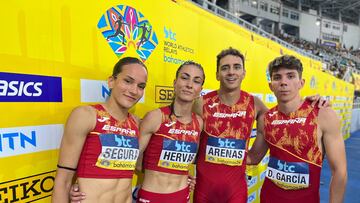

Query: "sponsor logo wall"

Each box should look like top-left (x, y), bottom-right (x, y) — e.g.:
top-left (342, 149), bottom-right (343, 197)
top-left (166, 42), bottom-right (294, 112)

top-left (0, 171), bottom-right (56, 203)
top-left (0, 124), bottom-right (63, 157)
top-left (0, 72), bottom-right (62, 102)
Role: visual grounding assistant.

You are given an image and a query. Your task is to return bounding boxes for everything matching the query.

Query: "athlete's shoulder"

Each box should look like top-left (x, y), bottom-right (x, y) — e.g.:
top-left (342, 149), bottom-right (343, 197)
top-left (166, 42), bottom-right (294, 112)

top-left (65, 105), bottom-right (97, 133)
top-left (143, 108), bottom-right (163, 122)
top-left (71, 105), bottom-right (96, 118)
top-left (318, 107), bottom-right (338, 122)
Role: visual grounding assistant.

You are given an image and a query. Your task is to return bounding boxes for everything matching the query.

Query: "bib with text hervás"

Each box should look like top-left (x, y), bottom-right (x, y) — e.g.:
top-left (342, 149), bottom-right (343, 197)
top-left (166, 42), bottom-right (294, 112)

top-left (158, 138), bottom-right (197, 171)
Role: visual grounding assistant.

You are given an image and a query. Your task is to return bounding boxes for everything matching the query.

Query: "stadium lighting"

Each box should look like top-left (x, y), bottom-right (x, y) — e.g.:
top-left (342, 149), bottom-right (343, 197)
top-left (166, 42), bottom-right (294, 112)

top-left (315, 19), bottom-right (321, 26)
top-left (252, 0), bottom-right (257, 5)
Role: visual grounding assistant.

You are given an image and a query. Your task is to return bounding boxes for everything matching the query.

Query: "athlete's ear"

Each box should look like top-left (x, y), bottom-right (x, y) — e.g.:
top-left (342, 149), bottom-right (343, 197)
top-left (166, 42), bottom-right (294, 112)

top-left (268, 82), bottom-right (274, 92)
top-left (216, 71), bottom-right (220, 81)
top-left (108, 76), bottom-right (115, 89)
top-left (299, 78), bottom-right (305, 89)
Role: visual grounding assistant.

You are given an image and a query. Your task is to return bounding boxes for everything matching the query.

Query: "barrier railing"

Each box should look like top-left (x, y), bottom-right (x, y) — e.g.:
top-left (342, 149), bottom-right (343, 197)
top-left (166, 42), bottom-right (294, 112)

top-left (190, 0), bottom-right (322, 61)
top-left (189, 0), bottom-right (360, 77)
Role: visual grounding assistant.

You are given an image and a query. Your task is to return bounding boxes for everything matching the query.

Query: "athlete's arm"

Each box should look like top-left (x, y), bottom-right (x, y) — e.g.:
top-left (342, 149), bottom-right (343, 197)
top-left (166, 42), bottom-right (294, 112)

top-left (136, 109), bottom-right (162, 172)
top-left (192, 96), bottom-right (204, 117)
top-left (254, 96), bottom-right (268, 121)
top-left (52, 106), bottom-right (96, 203)
top-left (195, 114), bottom-right (204, 153)
top-left (246, 96), bottom-right (269, 165)
top-left (188, 114), bottom-right (203, 191)
top-left (319, 108), bottom-right (347, 203)
top-left (246, 113), bottom-right (268, 165)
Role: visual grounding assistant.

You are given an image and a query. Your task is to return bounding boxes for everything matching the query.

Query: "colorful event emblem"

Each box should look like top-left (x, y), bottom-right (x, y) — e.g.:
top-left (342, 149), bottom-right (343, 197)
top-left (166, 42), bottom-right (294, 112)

top-left (98, 5), bottom-right (158, 61)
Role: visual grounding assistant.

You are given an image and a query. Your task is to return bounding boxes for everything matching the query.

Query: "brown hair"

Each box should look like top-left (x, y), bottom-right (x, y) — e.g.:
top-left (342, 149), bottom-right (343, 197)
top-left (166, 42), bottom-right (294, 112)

top-left (216, 47), bottom-right (245, 72)
top-left (112, 57), bottom-right (147, 77)
top-left (268, 55), bottom-right (303, 79)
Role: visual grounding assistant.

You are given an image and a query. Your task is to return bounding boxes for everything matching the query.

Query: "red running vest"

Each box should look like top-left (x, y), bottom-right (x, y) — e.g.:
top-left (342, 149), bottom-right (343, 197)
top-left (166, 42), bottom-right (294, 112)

top-left (261, 100), bottom-right (322, 203)
top-left (195, 90), bottom-right (255, 202)
top-left (143, 106), bottom-right (201, 175)
top-left (77, 104), bottom-right (139, 178)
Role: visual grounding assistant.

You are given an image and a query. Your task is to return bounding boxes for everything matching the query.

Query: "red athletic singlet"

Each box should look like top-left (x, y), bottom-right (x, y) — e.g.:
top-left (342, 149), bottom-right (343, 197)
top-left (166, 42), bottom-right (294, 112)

top-left (77, 104), bottom-right (140, 178)
top-left (261, 100), bottom-right (322, 203)
top-left (194, 90), bottom-right (255, 203)
top-left (143, 106), bottom-right (201, 175)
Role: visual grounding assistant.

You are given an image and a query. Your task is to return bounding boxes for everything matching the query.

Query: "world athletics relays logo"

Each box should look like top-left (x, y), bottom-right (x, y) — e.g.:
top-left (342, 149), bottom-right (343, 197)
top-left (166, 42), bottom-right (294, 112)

top-left (98, 5), bottom-right (158, 61)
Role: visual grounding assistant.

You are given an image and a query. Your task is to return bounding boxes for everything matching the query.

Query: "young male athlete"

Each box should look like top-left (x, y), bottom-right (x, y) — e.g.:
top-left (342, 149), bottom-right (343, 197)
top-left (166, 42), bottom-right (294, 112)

top-left (247, 55), bottom-right (347, 203)
top-left (192, 47), bottom-right (267, 203)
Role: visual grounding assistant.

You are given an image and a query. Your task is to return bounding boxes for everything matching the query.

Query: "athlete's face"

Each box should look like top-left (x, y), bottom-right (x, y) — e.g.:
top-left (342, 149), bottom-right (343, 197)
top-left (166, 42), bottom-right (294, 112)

top-left (174, 64), bottom-right (204, 102)
top-left (269, 67), bottom-right (304, 103)
top-left (217, 55), bottom-right (245, 91)
top-left (108, 63), bottom-right (147, 109)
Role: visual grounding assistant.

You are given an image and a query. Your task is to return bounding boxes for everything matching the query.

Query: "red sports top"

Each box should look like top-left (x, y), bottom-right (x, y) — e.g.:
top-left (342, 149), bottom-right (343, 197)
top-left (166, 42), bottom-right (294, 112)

top-left (195, 90), bottom-right (255, 201)
top-left (261, 100), bottom-right (322, 203)
top-left (143, 106), bottom-right (201, 175)
top-left (77, 104), bottom-right (140, 178)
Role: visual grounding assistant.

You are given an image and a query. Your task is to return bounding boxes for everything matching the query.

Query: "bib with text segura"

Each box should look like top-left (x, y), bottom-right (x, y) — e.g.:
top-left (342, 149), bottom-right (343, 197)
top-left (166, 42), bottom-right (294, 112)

top-left (96, 133), bottom-right (139, 170)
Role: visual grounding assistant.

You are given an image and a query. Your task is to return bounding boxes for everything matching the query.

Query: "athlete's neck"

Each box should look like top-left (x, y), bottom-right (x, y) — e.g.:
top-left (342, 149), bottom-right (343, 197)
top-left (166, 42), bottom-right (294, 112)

top-left (277, 95), bottom-right (303, 115)
top-left (103, 100), bottom-right (129, 121)
top-left (218, 88), bottom-right (241, 106)
top-left (173, 98), bottom-right (193, 121)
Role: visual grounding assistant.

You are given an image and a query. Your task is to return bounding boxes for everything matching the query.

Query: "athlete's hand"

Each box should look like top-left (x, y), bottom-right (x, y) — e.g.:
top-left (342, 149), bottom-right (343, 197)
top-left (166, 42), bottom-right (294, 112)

top-left (306, 94), bottom-right (331, 108)
top-left (70, 183), bottom-right (86, 203)
top-left (187, 175), bottom-right (196, 191)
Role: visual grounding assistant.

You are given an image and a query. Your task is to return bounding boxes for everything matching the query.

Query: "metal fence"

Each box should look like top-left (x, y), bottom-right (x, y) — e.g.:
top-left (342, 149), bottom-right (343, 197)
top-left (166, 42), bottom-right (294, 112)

top-left (190, 0), bottom-right (322, 60)
top-left (189, 0), bottom-right (360, 76)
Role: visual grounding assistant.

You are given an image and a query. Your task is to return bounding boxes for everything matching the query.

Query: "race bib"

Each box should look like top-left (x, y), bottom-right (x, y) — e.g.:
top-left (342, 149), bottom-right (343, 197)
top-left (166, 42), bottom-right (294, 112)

top-left (158, 138), bottom-right (197, 171)
top-left (266, 157), bottom-right (310, 190)
top-left (96, 134), bottom-right (139, 170)
top-left (205, 136), bottom-right (246, 166)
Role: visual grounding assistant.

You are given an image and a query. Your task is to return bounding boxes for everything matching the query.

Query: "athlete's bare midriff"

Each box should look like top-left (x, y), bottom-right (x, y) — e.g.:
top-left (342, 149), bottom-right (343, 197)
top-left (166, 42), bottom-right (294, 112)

top-left (141, 169), bottom-right (188, 193)
top-left (78, 178), bottom-right (132, 203)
